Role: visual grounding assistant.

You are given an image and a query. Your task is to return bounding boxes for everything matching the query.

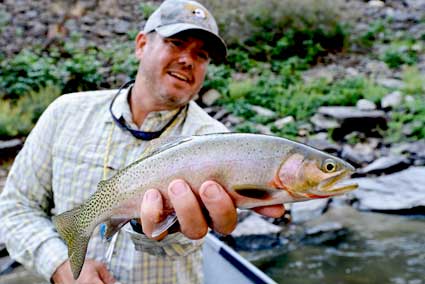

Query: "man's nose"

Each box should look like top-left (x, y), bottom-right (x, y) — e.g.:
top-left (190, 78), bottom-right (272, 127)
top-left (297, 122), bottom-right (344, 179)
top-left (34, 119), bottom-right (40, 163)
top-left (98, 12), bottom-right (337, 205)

top-left (177, 51), bottom-right (194, 69)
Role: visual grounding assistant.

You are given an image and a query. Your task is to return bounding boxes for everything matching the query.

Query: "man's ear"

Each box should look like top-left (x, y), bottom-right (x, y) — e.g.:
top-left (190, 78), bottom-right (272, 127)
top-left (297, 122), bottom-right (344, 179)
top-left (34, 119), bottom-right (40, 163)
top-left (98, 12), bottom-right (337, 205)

top-left (135, 32), bottom-right (148, 60)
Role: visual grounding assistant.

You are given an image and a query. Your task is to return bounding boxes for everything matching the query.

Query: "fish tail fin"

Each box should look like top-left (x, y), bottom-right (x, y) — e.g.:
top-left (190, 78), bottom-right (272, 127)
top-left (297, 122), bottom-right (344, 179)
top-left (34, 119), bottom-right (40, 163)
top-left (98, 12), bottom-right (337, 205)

top-left (53, 206), bottom-right (90, 280)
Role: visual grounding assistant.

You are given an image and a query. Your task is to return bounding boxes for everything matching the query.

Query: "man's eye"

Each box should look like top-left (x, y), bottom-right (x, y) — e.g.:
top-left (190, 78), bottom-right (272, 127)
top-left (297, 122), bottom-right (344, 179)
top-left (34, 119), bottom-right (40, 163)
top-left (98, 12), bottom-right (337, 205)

top-left (169, 40), bottom-right (183, 47)
top-left (197, 51), bottom-right (209, 61)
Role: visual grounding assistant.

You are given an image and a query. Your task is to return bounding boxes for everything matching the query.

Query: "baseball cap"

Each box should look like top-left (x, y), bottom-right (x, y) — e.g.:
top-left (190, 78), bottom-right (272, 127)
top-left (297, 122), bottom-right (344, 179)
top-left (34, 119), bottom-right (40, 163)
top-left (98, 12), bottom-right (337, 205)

top-left (143, 0), bottom-right (227, 63)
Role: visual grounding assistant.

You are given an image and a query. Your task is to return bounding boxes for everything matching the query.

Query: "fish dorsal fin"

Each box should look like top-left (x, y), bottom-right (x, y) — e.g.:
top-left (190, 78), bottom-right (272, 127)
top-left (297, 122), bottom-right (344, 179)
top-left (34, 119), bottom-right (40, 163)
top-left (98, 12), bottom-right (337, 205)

top-left (139, 136), bottom-right (193, 160)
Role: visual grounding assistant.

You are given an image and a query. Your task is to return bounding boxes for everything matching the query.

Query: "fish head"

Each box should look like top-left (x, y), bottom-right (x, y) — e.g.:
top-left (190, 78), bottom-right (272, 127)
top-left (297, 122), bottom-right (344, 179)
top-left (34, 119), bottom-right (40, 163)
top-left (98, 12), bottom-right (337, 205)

top-left (274, 151), bottom-right (358, 199)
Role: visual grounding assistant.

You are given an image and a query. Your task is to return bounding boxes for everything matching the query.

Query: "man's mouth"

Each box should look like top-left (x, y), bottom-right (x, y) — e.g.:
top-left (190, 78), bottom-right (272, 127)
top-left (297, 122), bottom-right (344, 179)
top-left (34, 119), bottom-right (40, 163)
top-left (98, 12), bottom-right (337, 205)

top-left (168, 71), bottom-right (191, 83)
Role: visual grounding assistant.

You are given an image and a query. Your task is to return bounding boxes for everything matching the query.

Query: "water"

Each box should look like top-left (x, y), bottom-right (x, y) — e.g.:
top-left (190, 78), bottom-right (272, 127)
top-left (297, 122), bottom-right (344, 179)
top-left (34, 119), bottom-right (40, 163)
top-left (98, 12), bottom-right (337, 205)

top-left (250, 207), bottom-right (425, 284)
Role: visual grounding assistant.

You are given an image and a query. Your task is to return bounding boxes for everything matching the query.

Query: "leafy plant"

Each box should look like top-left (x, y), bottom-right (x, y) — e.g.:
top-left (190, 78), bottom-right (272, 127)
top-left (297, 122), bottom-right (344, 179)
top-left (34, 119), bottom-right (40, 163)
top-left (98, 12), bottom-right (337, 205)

top-left (0, 85), bottom-right (61, 138)
top-left (386, 94), bottom-right (425, 142)
top-left (402, 66), bottom-right (425, 95)
top-left (0, 50), bottom-right (61, 100)
top-left (381, 43), bottom-right (419, 69)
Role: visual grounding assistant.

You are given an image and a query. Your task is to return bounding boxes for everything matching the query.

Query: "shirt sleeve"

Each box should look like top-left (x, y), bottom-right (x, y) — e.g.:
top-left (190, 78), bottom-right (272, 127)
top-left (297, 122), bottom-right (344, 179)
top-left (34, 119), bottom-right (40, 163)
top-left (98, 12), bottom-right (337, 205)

top-left (0, 100), bottom-right (68, 281)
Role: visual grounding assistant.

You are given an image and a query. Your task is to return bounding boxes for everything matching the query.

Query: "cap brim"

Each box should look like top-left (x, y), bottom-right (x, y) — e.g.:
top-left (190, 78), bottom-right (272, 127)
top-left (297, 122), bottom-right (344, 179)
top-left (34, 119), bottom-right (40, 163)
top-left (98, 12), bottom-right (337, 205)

top-left (155, 24), bottom-right (227, 63)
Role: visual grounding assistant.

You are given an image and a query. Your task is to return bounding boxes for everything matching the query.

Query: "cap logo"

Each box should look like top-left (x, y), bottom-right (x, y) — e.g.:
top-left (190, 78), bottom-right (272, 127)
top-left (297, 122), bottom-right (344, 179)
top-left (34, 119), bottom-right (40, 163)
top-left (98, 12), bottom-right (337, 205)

top-left (193, 8), bottom-right (206, 19)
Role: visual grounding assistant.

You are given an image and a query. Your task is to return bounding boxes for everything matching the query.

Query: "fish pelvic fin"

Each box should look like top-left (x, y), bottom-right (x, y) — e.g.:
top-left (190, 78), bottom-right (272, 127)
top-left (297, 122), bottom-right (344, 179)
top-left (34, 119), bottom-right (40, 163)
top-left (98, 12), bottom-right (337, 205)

top-left (52, 206), bottom-right (90, 280)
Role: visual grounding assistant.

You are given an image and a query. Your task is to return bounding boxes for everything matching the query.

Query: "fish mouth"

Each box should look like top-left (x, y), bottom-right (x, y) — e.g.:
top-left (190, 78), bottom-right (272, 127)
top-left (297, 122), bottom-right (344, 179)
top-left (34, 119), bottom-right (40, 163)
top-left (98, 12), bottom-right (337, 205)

top-left (317, 169), bottom-right (358, 195)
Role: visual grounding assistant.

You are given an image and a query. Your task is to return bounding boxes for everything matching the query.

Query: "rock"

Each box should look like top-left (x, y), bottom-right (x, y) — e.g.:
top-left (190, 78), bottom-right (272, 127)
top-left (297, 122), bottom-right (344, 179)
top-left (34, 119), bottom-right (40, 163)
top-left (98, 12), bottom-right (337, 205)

top-left (310, 113), bottom-right (340, 131)
top-left (291, 199), bottom-right (330, 223)
top-left (406, 0), bottom-right (425, 9)
top-left (254, 124), bottom-right (273, 135)
top-left (390, 140), bottom-right (425, 165)
top-left (376, 78), bottom-right (405, 89)
top-left (368, 0), bottom-right (385, 8)
top-left (273, 116), bottom-right (294, 129)
top-left (201, 89), bottom-right (221, 106)
top-left (212, 108), bottom-right (230, 121)
top-left (302, 67), bottom-right (335, 83)
top-left (226, 213), bottom-right (287, 251)
top-left (317, 106), bottom-right (387, 139)
top-left (232, 214), bottom-right (283, 237)
top-left (349, 167), bottom-right (425, 213)
top-left (249, 105), bottom-right (276, 118)
top-left (341, 144), bottom-right (376, 166)
top-left (0, 139), bottom-right (23, 161)
top-left (381, 91), bottom-right (403, 109)
top-left (301, 222), bottom-right (348, 245)
top-left (356, 99), bottom-right (376, 110)
top-left (304, 133), bottom-right (341, 154)
top-left (113, 19), bottom-right (131, 35)
top-left (356, 155), bottom-right (411, 176)
top-left (224, 115), bottom-right (243, 125)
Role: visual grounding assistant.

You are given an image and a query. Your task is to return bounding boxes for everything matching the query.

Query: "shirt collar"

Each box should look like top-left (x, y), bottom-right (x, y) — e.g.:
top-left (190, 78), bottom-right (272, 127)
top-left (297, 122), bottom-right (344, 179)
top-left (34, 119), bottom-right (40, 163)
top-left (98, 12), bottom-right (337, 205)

top-left (109, 84), bottom-right (182, 132)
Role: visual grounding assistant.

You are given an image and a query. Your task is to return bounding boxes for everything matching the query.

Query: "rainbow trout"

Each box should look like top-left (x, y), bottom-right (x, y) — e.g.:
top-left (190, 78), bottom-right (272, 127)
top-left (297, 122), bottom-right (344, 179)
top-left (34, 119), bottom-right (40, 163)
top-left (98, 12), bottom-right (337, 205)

top-left (53, 133), bottom-right (357, 279)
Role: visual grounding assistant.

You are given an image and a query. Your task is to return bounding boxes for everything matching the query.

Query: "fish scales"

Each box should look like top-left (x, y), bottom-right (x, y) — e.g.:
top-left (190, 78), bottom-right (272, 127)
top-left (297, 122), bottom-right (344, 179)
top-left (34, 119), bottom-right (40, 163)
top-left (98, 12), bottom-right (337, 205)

top-left (53, 133), bottom-right (358, 279)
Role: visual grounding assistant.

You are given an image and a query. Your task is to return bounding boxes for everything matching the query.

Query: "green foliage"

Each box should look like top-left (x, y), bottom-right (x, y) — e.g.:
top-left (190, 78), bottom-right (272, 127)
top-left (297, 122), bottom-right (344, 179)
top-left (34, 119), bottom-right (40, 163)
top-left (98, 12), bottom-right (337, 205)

top-left (220, 72), bottom-right (389, 138)
top-left (402, 66), bottom-right (425, 95)
top-left (62, 48), bottom-right (102, 93)
top-left (386, 94), bottom-right (425, 142)
top-left (203, 0), bottom-right (349, 64)
top-left (0, 50), bottom-right (61, 100)
top-left (357, 19), bottom-right (389, 48)
top-left (140, 2), bottom-right (158, 20)
top-left (0, 85), bottom-right (61, 138)
top-left (202, 64), bottom-right (231, 95)
top-left (381, 42), bottom-right (419, 69)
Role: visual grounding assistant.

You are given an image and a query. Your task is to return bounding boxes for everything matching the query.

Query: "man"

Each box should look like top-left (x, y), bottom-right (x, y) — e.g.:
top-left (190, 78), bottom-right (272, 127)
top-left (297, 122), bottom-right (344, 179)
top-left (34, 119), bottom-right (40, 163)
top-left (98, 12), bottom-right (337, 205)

top-left (0, 0), bottom-right (285, 283)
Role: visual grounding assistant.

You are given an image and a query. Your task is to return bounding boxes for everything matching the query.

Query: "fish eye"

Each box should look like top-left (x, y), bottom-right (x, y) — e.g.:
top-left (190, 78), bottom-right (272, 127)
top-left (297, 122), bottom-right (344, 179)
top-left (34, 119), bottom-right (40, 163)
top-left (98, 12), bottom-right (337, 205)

top-left (323, 159), bottom-right (337, 173)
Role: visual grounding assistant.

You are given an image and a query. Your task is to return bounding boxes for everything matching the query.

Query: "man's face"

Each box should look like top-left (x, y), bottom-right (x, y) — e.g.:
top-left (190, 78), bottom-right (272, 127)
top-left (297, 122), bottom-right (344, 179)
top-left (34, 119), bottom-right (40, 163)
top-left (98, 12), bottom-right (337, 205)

top-left (135, 31), bottom-right (210, 110)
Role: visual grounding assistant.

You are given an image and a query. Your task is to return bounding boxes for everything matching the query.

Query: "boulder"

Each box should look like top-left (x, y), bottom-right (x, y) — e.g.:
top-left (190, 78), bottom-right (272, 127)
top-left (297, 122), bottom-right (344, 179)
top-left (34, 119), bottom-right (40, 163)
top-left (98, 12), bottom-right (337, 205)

top-left (226, 213), bottom-right (287, 251)
top-left (349, 167), bottom-right (425, 214)
top-left (304, 133), bottom-right (341, 154)
top-left (356, 155), bottom-right (411, 176)
top-left (290, 199), bottom-right (330, 223)
top-left (0, 139), bottom-right (23, 161)
top-left (316, 106), bottom-right (387, 139)
top-left (341, 143), bottom-right (377, 166)
top-left (201, 89), bottom-right (221, 107)
top-left (356, 99), bottom-right (377, 110)
top-left (301, 222), bottom-right (348, 245)
top-left (381, 91), bottom-right (403, 109)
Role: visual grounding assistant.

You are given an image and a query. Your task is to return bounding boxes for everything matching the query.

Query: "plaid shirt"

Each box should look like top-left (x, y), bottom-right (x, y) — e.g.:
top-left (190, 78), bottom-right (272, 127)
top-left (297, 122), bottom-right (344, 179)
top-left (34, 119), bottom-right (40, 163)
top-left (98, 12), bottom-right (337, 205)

top-left (0, 86), bottom-right (228, 283)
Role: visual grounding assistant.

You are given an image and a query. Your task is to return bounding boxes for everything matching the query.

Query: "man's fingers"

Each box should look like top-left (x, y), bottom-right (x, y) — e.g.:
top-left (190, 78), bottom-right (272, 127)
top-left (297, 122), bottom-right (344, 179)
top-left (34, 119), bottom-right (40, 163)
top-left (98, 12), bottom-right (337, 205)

top-left (199, 181), bottom-right (237, 235)
top-left (168, 180), bottom-right (208, 239)
top-left (96, 262), bottom-right (116, 284)
top-left (140, 188), bottom-right (167, 240)
top-left (253, 204), bottom-right (285, 218)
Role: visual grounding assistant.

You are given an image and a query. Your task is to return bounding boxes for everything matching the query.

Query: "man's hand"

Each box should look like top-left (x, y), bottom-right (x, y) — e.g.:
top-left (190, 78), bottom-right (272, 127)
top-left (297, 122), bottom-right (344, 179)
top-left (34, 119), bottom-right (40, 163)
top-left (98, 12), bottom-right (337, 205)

top-left (140, 179), bottom-right (285, 240)
top-left (51, 259), bottom-right (116, 284)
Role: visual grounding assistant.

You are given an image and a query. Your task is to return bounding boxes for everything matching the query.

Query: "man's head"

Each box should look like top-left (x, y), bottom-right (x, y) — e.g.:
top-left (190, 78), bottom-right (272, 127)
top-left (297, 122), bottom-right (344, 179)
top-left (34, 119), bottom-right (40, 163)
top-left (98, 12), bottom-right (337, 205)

top-left (143, 0), bottom-right (227, 63)
top-left (132, 0), bottom-right (226, 112)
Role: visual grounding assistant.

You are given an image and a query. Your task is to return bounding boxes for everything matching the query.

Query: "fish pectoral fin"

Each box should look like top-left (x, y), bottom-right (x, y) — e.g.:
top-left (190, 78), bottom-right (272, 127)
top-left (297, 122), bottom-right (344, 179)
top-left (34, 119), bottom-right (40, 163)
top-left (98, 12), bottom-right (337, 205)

top-left (151, 213), bottom-right (178, 238)
top-left (232, 185), bottom-right (276, 199)
top-left (102, 218), bottom-right (129, 241)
